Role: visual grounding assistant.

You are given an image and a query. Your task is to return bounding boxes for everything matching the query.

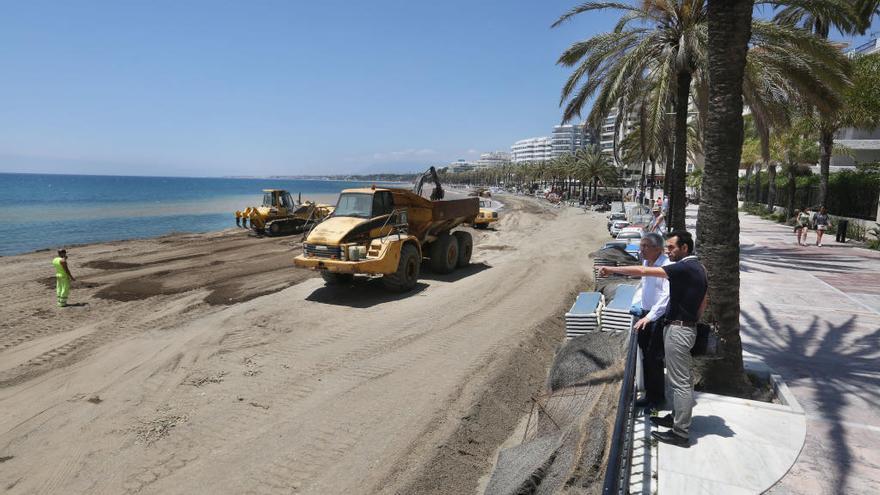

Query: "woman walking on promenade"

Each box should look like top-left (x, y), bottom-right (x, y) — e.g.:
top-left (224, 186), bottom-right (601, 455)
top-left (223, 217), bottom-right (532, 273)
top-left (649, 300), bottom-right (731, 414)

top-left (814, 206), bottom-right (831, 247)
top-left (795, 207), bottom-right (811, 246)
top-left (52, 249), bottom-right (75, 307)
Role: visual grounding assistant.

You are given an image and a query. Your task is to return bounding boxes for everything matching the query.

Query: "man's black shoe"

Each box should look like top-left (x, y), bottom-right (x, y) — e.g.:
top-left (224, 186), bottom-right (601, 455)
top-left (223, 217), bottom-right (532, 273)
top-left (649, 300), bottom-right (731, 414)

top-left (651, 430), bottom-right (689, 447)
top-left (649, 414), bottom-right (673, 428)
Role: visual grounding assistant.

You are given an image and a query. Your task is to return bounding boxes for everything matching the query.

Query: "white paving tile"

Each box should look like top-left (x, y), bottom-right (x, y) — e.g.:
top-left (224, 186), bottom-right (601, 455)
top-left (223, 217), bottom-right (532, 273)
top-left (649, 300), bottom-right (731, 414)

top-left (657, 391), bottom-right (806, 494)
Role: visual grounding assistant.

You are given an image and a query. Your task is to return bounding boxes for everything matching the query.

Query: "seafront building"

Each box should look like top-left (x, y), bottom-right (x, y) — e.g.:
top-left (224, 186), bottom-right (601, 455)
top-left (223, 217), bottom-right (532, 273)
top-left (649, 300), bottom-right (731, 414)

top-left (551, 124), bottom-right (598, 157)
top-left (474, 151), bottom-right (511, 168)
top-left (511, 136), bottom-right (553, 163)
top-left (509, 123), bottom-right (597, 163)
top-left (833, 37), bottom-right (880, 168)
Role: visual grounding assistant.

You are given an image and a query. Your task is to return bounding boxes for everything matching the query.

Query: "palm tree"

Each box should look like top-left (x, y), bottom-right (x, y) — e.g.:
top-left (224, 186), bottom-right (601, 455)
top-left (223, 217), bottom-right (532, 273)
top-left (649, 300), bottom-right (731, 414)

top-left (696, 0), bottom-right (753, 393)
top-left (773, 0), bottom-right (879, 206)
top-left (574, 149), bottom-right (617, 201)
top-left (554, 1), bottom-right (707, 232)
top-left (771, 122), bottom-right (820, 216)
top-left (553, 1), bottom-right (850, 231)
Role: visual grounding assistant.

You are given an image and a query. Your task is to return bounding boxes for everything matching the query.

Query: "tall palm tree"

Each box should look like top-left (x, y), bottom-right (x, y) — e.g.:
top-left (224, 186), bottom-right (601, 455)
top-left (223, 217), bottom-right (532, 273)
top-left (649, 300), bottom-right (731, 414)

top-left (553, 1), bottom-right (850, 231)
top-left (696, 0), bottom-right (753, 393)
top-left (771, 122), bottom-right (821, 216)
top-left (554, 1), bottom-right (707, 232)
top-left (573, 149), bottom-right (616, 201)
top-left (773, 0), bottom-right (879, 207)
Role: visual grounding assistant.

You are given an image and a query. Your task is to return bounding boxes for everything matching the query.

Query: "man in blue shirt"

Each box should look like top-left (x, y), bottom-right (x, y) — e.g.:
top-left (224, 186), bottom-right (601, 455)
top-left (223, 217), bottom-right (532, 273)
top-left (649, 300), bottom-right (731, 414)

top-left (597, 231), bottom-right (708, 447)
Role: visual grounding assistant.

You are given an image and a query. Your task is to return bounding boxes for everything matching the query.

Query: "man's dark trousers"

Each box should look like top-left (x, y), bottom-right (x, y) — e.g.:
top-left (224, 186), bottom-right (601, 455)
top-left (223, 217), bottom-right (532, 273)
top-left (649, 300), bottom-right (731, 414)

top-left (637, 313), bottom-right (665, 407)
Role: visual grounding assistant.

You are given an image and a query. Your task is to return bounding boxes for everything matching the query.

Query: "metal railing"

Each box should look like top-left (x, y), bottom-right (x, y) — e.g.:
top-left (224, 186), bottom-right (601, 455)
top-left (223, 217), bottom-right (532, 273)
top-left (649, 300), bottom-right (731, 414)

top-left (602, 330), bottom-right (640, 495)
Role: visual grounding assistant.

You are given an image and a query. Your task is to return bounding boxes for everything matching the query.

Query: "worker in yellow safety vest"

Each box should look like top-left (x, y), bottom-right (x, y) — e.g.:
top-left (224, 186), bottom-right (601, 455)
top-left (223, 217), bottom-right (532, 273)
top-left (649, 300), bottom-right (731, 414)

top-left (52, 249), bottom-right (76, 307)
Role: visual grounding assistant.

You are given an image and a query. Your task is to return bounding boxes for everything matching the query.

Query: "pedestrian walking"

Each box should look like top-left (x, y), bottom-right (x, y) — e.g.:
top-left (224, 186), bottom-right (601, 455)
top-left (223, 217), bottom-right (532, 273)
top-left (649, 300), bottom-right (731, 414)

top-left (630, 232), bottom-right (671, 411)
top-left (52, 249), bottom-right (75, 307)
top-left (814, 206), bottom-right (831, 247)
top-left (648, 206), bottom-right (667, 235)
top-left (596, 230), bottom-right (708, 447)
top-left (794, 207), bottom-right (811, 246)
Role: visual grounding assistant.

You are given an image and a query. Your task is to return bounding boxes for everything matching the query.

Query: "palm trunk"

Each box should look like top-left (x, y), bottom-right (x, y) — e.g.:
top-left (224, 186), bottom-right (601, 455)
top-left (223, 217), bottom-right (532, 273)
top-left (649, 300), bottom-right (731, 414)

top-left (767, 164), bottom-right (777, 210)
top-left (650, 158), bottom-right (657, 201)
top-left (786, 167), bottom-right (797, 218)
top-left (671, 70), bottom-right (692, 231)
top-left (697, 0), bottom-right (753, 394)
top-left (664, 138), bottom-right (673, 200)
top-left (818, 125), bottom-right (833, 208)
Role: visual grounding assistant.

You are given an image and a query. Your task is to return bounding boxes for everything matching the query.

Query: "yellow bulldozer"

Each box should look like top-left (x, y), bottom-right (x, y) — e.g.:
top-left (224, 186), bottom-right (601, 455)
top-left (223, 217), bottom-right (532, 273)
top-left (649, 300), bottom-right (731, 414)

top-left (235, 189), bottom-right (334, 236)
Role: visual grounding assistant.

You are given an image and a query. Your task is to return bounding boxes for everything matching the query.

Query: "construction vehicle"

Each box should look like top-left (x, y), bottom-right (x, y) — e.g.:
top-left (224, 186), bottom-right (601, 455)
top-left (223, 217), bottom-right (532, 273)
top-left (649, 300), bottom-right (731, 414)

top-left (235, 189), bottom-right (334, 236)
top-left (294, 167), bottom-right (478, 291)
top-left (473, 199), bottom-right (499, 229)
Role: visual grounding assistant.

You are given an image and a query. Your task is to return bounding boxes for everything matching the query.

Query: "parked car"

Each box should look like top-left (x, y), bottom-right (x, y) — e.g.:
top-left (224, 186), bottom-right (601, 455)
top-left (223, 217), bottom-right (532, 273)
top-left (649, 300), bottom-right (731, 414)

top-left (624, 240), bottom-right (641, 260)
top-left (615, 227), bottom-right (643, 241)
top-left (602, 240), bottom-right (628, 250)
top-left (610, 220), bottom-right (630, 237)
top-left (607, 212), bottom-right (627, 231)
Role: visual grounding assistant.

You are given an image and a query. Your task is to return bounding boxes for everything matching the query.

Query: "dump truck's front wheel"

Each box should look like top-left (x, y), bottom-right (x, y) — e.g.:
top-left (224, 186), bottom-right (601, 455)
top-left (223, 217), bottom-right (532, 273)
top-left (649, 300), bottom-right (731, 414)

top-left (321, 272), bottom-right (354, 285)
top-left (382, 244), bottom-right (420, 292)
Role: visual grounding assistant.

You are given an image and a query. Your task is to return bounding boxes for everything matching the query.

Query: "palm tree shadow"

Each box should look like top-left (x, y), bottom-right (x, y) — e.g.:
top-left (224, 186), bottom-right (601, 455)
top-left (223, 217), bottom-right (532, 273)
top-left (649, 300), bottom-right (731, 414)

top-left (740, 303), bottom-right (880, 493)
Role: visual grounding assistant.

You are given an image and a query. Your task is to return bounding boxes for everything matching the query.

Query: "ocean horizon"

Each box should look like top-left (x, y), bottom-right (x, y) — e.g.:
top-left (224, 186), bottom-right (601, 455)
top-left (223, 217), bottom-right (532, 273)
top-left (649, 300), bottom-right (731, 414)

top-left (0, 173), bottom-right (403, 256)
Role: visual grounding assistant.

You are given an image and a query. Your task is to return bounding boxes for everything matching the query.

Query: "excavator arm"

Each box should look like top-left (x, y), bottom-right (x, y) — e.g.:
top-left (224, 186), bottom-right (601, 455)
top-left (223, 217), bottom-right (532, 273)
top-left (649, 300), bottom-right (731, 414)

top-left (413, 166), bottom-right (444, 201)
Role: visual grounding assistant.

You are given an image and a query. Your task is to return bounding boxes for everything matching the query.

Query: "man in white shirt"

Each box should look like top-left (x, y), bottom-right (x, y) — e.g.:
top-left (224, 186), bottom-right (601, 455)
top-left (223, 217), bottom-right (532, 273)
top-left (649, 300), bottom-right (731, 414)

top-left (630, 232), bottom-right (671, 409)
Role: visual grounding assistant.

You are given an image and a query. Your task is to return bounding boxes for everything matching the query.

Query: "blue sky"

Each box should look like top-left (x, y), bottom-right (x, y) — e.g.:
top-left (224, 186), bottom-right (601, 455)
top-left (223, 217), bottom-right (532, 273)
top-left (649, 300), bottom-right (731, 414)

top-left (1, 1), bottom-right (877, 177)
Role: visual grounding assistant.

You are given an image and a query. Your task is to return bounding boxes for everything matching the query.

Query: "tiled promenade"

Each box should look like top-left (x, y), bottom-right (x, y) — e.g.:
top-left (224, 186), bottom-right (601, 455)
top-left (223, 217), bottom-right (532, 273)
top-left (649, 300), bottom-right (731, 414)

top-left (738, 212), bottom-right (880, 494)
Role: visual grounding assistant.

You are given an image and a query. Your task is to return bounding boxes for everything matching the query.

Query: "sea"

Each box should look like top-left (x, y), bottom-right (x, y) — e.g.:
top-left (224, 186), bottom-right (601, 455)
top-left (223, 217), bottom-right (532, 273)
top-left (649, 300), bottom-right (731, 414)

top-left (0, 173), bottom-right (399, 256)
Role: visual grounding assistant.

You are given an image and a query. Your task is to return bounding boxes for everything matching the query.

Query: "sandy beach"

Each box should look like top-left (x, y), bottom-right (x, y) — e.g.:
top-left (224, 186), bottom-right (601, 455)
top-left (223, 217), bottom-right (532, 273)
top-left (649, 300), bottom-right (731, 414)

top-left (0, 195), bottom-right (609, 494)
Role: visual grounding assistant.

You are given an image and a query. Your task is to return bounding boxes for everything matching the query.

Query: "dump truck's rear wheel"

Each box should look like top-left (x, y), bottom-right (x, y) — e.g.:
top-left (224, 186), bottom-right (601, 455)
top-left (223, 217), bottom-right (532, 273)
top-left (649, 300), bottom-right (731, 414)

top-left (429, 233), bottom-right (458, 274)
top-left (321, 272), bottom-right (354, 285)
top-left (382, 244), bottom-right (420, 292)
top-left (453, 231), bottom-right (472, 267)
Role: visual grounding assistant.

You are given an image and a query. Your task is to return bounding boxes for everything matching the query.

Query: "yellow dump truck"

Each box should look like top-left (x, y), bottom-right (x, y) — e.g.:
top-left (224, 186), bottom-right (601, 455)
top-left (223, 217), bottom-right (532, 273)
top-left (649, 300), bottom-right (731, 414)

top-left (473, 199), bottom-right (499, 229)
top-left (294, 168), bottom-right (478, 291)
top-left (235, 189), bottom-right (334, 236)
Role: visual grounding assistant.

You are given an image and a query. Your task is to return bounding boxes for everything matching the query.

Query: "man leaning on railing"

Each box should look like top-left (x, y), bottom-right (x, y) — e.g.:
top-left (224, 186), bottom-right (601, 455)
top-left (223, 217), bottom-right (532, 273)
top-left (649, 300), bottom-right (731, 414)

top-left (597, 230), bottom-right (708, 448)
top-left (630, 232), bottom-right (671, 413)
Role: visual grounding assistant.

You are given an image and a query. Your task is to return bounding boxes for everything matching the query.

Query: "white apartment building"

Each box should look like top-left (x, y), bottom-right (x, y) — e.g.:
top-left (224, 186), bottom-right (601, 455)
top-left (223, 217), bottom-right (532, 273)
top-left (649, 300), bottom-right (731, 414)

top-left (475, 151), bottom-right (511, 168)
top-left (551, 123), bottom-right (597, 158)
top-left (447, 159), bottom-right (476, 174)
top-left (511, 137), bottom-right (553, 163)
top-left (834, 37), bottom-right (880, 168)
top-left (600, 108), bottom-right (638, 163)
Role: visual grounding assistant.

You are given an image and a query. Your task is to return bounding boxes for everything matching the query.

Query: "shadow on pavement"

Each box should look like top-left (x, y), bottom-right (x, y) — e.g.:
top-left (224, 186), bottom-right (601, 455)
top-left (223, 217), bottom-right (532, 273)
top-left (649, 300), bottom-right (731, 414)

top-left (690, 415), bottom-right (735, 441)
top-left (741, 304), bottom-right (880, 493)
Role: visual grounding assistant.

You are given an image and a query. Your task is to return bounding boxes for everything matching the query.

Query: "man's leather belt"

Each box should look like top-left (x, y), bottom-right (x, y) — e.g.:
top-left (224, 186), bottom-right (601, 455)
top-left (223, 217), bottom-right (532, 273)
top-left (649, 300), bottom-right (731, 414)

top-left (666, 320), bottom-right (697, 327)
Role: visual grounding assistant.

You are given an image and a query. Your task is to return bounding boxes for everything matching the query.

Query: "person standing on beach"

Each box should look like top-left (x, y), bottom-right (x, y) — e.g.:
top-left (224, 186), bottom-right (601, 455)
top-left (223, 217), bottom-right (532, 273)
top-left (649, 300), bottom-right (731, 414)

top-left (596, 231), bottom-right (708, 447)
top-left (53, 249), bottom-right (75, 307)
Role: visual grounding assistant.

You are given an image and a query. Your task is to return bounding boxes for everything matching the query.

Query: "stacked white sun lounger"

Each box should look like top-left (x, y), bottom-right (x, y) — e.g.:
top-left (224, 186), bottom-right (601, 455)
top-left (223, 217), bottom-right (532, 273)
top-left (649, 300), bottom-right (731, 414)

top-left (564, 292), bottom-right (604, 339)
top-left (601, 284), bottom-right (637, 333)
